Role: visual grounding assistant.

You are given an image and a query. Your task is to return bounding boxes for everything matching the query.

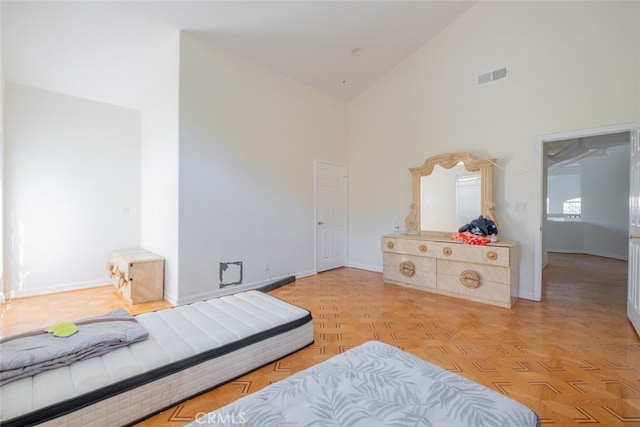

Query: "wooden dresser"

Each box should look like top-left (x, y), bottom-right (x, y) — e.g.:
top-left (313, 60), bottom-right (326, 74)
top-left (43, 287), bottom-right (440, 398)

top-left (382, 233), bottom-right (518, 308)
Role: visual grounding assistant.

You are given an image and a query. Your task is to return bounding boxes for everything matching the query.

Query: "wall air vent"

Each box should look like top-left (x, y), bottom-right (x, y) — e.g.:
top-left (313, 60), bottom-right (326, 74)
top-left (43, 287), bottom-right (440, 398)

top-left (477, 67), bottom-right (508, 86)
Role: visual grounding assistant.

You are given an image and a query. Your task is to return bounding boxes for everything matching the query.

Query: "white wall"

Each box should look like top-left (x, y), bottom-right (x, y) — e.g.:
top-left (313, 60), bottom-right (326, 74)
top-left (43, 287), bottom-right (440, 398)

top-left (4, 84), bottom-right (141, 296)
top-left (140, 31), bottom-right (180, 303)
top-left (545, 221), bottom-right (585, 254)
top-left (176, 33), bottom-right (347, 303)
top-left (581, 144), bottom-right (630, 258)
top-left (347, 2), bottom-right (640, 298)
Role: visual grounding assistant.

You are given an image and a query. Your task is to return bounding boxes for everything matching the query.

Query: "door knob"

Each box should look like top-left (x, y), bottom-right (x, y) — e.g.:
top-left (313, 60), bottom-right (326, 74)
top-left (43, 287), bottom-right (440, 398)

top-left (631, 234), bottom-right (640, 240)
top-left (318, 221), bottom-right (325, 225)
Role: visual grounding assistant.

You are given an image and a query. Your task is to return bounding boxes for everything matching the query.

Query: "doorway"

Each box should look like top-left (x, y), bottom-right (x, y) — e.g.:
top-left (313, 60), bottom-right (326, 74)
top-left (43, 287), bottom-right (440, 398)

top-left (534, 123), bottom-right (634, 301)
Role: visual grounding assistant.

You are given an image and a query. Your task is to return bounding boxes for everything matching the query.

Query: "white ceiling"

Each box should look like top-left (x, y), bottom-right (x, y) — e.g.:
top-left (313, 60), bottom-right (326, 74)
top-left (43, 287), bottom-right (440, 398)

top-left (547, 131), bottom-right (631, 171)
top-left (2, 1), bottom-right (476, 109)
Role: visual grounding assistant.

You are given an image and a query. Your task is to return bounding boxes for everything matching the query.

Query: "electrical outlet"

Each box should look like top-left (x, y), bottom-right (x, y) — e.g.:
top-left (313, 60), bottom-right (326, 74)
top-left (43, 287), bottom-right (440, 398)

top-left (264, 263), bottom-right (270, 272)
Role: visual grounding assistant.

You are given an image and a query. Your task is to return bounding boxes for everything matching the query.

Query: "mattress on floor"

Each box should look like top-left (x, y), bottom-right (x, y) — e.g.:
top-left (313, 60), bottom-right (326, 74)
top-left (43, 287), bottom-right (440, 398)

top-left (0, 290), bottom-right (313, 427)
top-left (190, 340), bottom-right (541, 427)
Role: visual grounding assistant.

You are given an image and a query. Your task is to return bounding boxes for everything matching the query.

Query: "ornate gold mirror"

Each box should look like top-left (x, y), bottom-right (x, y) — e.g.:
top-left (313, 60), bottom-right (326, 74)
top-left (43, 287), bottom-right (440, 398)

top-left (405, 153), bottom-right (497, 234)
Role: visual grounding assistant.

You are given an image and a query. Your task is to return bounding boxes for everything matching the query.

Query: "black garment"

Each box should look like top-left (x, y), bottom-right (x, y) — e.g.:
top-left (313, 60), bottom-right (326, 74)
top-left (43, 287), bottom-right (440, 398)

top-left (458, 216), bottom-right (498, 236)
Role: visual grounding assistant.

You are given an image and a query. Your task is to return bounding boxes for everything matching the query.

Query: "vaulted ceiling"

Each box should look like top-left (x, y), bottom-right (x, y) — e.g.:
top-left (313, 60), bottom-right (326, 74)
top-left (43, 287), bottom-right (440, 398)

top-left (2, 1), bottom-right (476, 109)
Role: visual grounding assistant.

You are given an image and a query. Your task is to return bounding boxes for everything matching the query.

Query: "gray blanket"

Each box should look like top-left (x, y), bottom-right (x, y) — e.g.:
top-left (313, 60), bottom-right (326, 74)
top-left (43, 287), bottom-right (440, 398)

top-left (0, 309), bottom-right (148, 385)
top-left (189, 341), bottom-right (541, 427)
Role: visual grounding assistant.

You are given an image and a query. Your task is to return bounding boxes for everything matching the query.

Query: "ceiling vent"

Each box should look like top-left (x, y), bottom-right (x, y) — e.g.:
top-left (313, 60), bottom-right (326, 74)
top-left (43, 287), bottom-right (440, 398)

top-left (477, 67), bottom-right (508, 86)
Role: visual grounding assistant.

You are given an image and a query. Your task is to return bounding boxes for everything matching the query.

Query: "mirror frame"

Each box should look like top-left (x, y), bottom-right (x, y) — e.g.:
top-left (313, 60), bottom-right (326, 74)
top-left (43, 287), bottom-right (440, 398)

top-left (406, 152), bottom-right (497, 233)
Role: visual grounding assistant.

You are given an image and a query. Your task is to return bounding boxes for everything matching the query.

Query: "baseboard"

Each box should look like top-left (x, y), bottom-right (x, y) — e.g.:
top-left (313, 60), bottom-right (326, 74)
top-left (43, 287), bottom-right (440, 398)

top-left (257, 276), bottom-right (296, 293)
top-left (176, 280), bottom-right (271, 306)
top-left (8, 278), bottom-right (112, 299)
top-left (516, 291), bottom-right (538, 302)
top-left (548, 249), bottom-right (628, 261)
top-left (175, 271), bottom-right (312, 306)
top-left (346, 262), bottom-right (382, 273)
top-left (295, 269), bottom-right (316, 279)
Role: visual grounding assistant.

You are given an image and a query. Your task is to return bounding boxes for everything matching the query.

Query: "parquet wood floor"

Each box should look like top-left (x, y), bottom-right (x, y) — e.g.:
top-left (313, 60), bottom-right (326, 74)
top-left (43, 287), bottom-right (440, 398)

top-left (0, 285), bottom-right (172, 339)
top-left (1, 253), bottom-right (638, 426)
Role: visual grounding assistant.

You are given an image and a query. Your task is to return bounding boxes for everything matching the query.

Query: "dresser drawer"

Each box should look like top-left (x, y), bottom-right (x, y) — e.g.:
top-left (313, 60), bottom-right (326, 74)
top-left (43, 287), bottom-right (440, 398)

top-left (437, 259), bottom-right (511, 284)
top-left (382, 237), bottom-right (434, 257)
top-left (437, 273), bottom-right (511, 307)
top-left (432, 242), bottom-right (510, 267)
top-left (383, 253), bottom-right (436, 289)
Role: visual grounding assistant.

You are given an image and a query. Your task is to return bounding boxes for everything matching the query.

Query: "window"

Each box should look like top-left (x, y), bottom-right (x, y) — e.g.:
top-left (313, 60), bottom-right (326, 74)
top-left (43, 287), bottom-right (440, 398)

top-left (456, 174), bottom-right (481, 224)
top-left (547, 164), bottom-right (581, 222)
top-left (563, 198), bottom-right (581, 218)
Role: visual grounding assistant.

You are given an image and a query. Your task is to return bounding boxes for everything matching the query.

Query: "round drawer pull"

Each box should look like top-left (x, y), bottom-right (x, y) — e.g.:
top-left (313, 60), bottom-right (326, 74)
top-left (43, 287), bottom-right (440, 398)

top-left (486, 251), bottom-right (498, 261)
top-left (442, 247), bottom-right (452, 256)
top-left (386, 241), bottom-right (395, 249)
top-left (460, 270), bottom-right (480, 289)
top-left (418, 244), bottom-right (428, 253)
top-left (399, 261), bottom-right (415, 277)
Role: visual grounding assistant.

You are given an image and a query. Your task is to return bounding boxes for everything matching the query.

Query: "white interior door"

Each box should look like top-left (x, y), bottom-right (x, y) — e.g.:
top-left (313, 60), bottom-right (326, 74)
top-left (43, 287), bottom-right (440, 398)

top-left (628, 125), bottom-right (640, 335)
top-left (315, 161), bottom-right (347, 272)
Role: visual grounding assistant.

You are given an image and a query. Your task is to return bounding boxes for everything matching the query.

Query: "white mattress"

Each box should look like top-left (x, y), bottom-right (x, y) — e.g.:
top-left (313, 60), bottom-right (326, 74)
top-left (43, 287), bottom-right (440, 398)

top-left (0, 290), bottom-right (313, 426)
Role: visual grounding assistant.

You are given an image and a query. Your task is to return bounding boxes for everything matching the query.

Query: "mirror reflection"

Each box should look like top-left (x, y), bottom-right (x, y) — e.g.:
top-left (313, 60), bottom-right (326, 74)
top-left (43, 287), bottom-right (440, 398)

top-left (420, 165), bottom-right (481, 232)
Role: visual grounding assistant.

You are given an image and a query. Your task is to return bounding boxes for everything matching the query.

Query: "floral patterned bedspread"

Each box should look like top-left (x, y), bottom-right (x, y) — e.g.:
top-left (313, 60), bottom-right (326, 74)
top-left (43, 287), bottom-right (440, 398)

top-left (189, 340), bottom-right (540, 427)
